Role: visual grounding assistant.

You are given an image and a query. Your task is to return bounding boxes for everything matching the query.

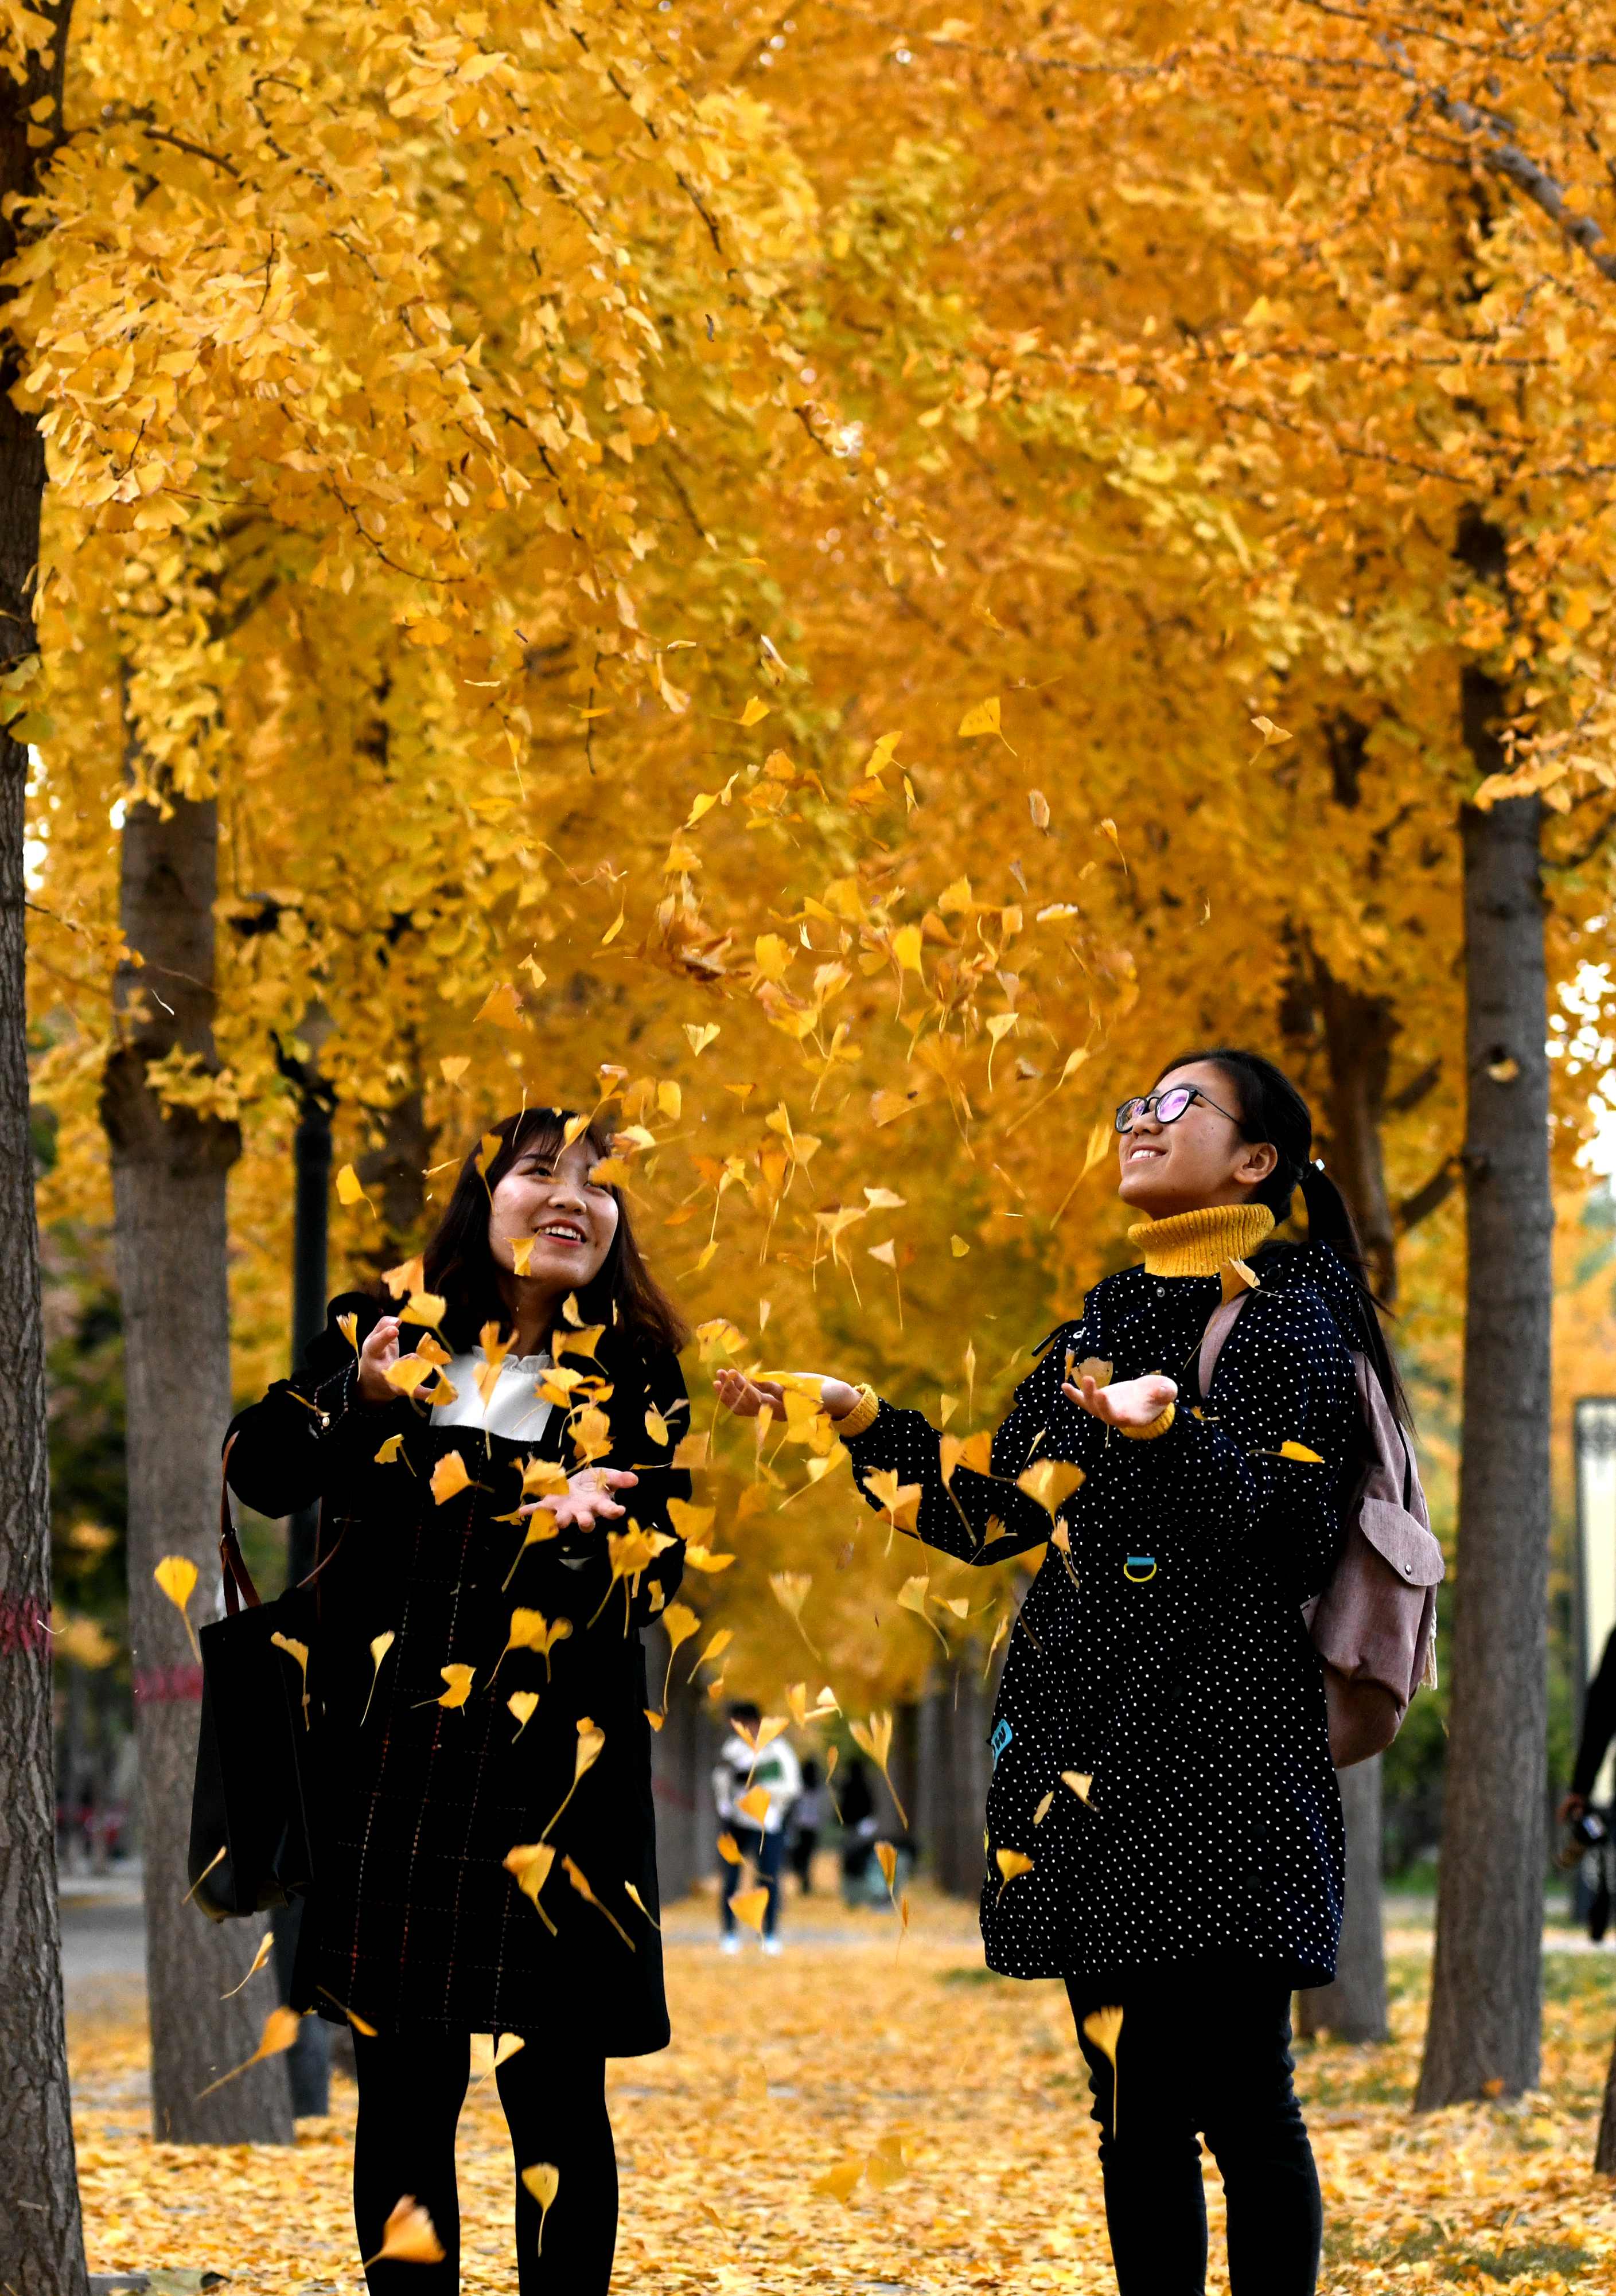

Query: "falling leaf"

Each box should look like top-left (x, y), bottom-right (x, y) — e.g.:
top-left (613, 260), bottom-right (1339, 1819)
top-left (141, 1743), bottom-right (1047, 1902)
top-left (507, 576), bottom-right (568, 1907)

top-left (337, 1312), bottom-right (360, 1355)
top-left (717, 1831), bottom-right (743, 1865)
top-left (737, 1785), bottom-right (772, 1826)
top-left (658, 1601), bottom-right (700, 1706)
top-left (503, 1842), bottom-right (557, 1931)
top-left (1034, 1791), bottom-right (1054, 1825)
top-left (729, 1886), bottom-right (771, 1935)
top-left (770, 1570), bottom-right (820, 1654)
top-left (430, 1664), bottom-right (476, 1710)
top-left (1271, 1439), bottom-right (1324, 1463)
top-left (431, 1451), bottom-right (472, 1506)
top-left (736, 695), bottom-right (770, 726)
top-left (875, 1840), bottom-right (898, 1901)
top-left (316, 1985), bottom-right (379, 2036)
top-left (197, 2005), bottom-right (303, 2098)
top-left (1015, 1459), bottom-right (1086, 1517)
top-left (684, 1023), bottom-right (721, 1056)
top-left (401, 1290), bottom-right (448, 1332)
top-left (940, 1430), bottom-right (992, 1484)
top-left (1488, 1056), bottom-right (1520, 1082)
top-left (474, 982), bottom-right (525, 1029)
top-left (850, 1711), bottom-right (909, 1828)
top-left (1062, 1770), bottom-right (1093, 1803)
top-left (1249, 714), bottom-right (1292, 749)
top-left (1029, 788), bottom-right (1051, 829)
top-left (1082, 2004), bottom-right (1124, 2133)
top-left (153, 1556), bottom-right (201, 1663)
top-left (383, 1256), bottom-right (426, 1300)
top-left (959, 695), bottom-right (1000, 738)
top-left (336, 1164), bottom-right (373, 1212)
top-left (492, 1607), bottom-right (571, 1685)
top-left (950, 1233), bottom-right (969, 1257)
top-left (624, 1880), bottom-right (661, 1930)
top-left (221, 1928), bottom-right (275, 1998)
top-left (812, 2155), bottom-right (865, 2203)
top-left (440, 1055), bottom-right (470, 1083)
top-left (374, 1433), bottom-right (406, 1465)
top-left (508, 1690), bottom-right (540, 1738)
top-left (861, 1468), bottom-right (921, 1532)
top-left (994, 1846), bottom-right (1034, 1904)
top-left (541, 1715), bottom-right (606, 1837)
top-left (562, 1855), bottom-right (636, 1948)
top-left (270, 1632), bottom-right (311, 1729)
top-left (520, 2163), bottom-right (560, 2256)
top-left (362, 2198), bottom-right (446, 2269)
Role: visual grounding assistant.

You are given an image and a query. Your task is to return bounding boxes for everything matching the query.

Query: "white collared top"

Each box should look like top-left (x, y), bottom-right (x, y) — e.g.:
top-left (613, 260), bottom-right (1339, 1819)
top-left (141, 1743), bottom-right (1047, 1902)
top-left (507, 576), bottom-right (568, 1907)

top-left (429, 1349), bottom-right (555, 1445)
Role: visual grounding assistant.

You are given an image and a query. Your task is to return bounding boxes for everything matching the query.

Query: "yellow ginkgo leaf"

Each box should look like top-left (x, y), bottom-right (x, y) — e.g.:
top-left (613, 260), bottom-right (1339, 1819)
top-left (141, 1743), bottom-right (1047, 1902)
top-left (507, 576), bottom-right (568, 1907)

top-left (153, 1555), bottom-right (201, 1662)
top-left (812, 2156), bottom-right (865, 2204)
top-left (197, 2005), bottom-right (303, 2098)
top-left (508, 1690), bottom-right (539, 1739)
top-left (430, 1451), bottom-right (472, 1506)
top-left (735, 695), bottom-right (770, 726)
top-left (624, 1881), bottom-right (661, 1931)
top-left (717, 1831), bottom-right (743, 1866)
top-left (940, 1430), bottom-right (993, 1484)
top-left (503, 1841), bottom-right (557, 1932)
top-left (850, 1710), bottom-right (909, 1829)
top-left (270, 1632), bottom-right (311, 1729)
top-left (1033, 1791), bottom-right (1054, 1825)
top-left (221, 1928), bottom-right (275, 1998)
top-left (658, 1601), bottom-right (700, 1708)
top-left (736, 1786), bottom-right (771, 1826)
top-left (875, 1840), bottom-right (897, 1900)
top-left (540, 1715), bottom-right (605, 1838)
top-left (861, 1469), bottom-right (921, 1533)
top-left (1272, 1439), bottom-right (1325, 1463)
top-left (374, 1433), bottom-right (406, 1466)
top-left (994, 1846), bottom-right (1034, 1903)
top-left (959, 695), bottom-right (1000, 738)
top-left (337, 1311), bottom-right (360, 1355)
top-left (474, 981), bottom-right (525, 1030)
top-left (435, 1664), bottom-right (475, 1710)
top-left (520, 2164), bottom-right (560, 2255)
top-left (363, 2198), bottom-right (445, 2269)
top-left (562, 1854), bottom-right (636, 1949)
top-left (335, 1163), bottom-right (371, 1210)
top-left (770, 1571), bottom-right (819, 1655)
top-left (1082, 2003), bottom-right (1125, 2133)
top-left (729, 1886), bottom-right (771, 1936)
top-left (1016, 1459), bottom-right (1087, 1517)
top-left (439, 1055), bottom-right (470, 1084)
top-left (1062, 1770), bottom-right (1093, 1803)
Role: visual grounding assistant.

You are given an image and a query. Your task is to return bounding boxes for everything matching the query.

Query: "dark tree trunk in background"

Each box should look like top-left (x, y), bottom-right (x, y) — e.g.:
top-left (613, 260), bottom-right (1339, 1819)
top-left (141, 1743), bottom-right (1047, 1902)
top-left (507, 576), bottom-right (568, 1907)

top-left (1416, 676), bottom-right (1552, 2102)
top-left (0, 11), bottom-right (90, 2288)
top-left (356, 1086), bottom-right (434, 1269)
top-left (102, 788), bottom-right (293, 2143)
top-left (919, 1663), bottom-right (991, 1895)
top-left (1297, 1759), bottom-right (1388, 2042)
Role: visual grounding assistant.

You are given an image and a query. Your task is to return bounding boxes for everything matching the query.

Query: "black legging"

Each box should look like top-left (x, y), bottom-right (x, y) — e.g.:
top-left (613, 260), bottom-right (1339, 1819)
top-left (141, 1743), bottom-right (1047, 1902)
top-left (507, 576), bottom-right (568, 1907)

top-left (1066, 1971), bottom-right (1322, 2295)
top-left (353, 2026), bottom-right (616, 2295)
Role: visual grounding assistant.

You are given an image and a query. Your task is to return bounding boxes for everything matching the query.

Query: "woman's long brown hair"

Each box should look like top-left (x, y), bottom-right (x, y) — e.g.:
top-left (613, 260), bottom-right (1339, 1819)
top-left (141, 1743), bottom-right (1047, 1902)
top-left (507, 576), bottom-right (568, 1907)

top-left (422, 1108), bottom-right (690, 1357)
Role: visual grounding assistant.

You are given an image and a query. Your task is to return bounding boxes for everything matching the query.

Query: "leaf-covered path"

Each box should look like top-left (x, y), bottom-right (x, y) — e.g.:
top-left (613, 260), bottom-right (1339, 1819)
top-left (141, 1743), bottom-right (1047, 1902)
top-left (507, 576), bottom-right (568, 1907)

top-left (70, 1890), bottom-right (1616, 2293)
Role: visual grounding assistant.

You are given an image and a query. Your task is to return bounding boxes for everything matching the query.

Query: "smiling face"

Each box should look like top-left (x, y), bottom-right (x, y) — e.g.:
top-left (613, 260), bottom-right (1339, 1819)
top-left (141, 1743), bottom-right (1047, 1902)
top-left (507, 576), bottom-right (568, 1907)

top-left (488, 1132), bottom-right (620, 1299)
top-left (1115, 1060), bottom-right (1279, 1218)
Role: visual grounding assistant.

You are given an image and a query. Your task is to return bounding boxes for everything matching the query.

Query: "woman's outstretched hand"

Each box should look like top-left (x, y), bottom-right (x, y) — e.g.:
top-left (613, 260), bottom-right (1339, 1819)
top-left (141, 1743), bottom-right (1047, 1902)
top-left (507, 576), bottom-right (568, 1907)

top-left (525, 1467), bottom-right (639, 1533)
top-left (357, 1316), bottom-right (403, 1405)
top-left (1062, 1371), bottom-right (1178, 1428)
top-left (713, 1368), bottom-right (862, 1422)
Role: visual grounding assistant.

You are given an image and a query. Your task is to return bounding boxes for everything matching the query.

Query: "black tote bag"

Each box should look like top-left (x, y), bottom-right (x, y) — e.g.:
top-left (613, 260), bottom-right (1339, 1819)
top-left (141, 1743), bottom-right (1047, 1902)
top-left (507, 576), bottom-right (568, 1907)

top-left (186, 1440), bottom-right (322, 1921)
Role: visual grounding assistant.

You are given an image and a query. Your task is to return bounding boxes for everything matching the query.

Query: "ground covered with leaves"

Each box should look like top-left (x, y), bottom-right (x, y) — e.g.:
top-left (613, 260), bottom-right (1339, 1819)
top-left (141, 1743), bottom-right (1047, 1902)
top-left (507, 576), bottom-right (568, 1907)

top-left (71, 1891), bottom-right (1616, 2294)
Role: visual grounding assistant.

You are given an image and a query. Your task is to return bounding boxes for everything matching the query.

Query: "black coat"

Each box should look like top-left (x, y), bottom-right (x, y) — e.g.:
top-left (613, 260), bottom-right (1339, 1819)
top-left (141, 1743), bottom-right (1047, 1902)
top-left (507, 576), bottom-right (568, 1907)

top-left (844, 1242), bottom-right (1364, 1989)
top-left (226, 1293), bottom-right (690, 2051)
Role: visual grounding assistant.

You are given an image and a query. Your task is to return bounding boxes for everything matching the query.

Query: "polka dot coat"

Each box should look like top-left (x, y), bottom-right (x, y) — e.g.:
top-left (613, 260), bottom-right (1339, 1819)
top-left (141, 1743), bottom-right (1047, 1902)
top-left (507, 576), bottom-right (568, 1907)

top-left (844, 1233), bottom-right (1364, 1990)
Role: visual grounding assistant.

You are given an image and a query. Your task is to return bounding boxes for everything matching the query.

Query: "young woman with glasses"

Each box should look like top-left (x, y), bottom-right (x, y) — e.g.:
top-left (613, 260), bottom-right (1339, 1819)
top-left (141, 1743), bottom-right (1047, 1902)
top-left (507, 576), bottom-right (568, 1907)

top-left (717, 1049), bottom-right (1407, 2296)
top-left (226, 1108), bottom-right (691, 2296)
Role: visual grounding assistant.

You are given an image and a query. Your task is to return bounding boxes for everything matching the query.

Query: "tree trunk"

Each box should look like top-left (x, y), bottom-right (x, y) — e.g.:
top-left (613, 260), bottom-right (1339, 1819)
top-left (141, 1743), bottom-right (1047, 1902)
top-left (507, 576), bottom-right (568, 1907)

top-left (0, 8), bottom-right (90, 2284)
top-left (102, 789), bottom-right (293, 2145)
top-left (1596, 2029), bottom-right (1616, 2176)
top-left (1296, 1759), bottom-right (1388, 2042)
top-left (1415, 766), bottom-right (1552, 2108)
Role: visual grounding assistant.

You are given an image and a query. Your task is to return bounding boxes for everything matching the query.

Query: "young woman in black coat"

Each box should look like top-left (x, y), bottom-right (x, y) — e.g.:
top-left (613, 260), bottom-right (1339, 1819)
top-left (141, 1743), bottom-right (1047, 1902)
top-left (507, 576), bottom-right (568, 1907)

top-left (717, 1050), bottom-right (1403, 2296)
top-left (227, 1108), bottom-right (691, 2296)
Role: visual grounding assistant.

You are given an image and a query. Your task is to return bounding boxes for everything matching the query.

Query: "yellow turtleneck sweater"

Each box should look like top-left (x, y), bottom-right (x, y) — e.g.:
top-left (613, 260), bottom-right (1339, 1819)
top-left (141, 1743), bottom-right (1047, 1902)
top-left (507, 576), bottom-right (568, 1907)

top-left (1126, 1200), bottom-right (1275, 1278)
top-left (1111, 1202), bottom-right (1276, 1436)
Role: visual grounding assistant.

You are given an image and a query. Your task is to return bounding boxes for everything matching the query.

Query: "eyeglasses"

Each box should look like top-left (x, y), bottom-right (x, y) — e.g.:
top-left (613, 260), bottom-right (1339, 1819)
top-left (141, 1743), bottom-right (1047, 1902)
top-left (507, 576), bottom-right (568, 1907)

top-left (1113, 1083), bottom-right (1243, 1133)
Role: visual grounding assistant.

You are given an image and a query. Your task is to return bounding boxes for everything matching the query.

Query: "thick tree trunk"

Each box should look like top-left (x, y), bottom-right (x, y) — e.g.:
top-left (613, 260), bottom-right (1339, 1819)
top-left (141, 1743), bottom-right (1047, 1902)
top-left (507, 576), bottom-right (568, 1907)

top-left (1415, 769), bottom-right (1552, 2108)
top-left (102, 790), bottom-right (293, 2144)
top-left (0, 9), bottom-right (89, 2285)
top-left (1296, 1759), bottom-right (1388, 2042)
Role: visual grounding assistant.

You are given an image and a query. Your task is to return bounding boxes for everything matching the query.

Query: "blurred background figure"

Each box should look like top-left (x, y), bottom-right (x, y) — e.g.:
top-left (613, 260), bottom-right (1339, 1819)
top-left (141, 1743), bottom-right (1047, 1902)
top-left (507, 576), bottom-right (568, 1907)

top-left (789, 1756), bottom-right (824, 1895)
top-left (713, 1700), bottom-right (801, 1954)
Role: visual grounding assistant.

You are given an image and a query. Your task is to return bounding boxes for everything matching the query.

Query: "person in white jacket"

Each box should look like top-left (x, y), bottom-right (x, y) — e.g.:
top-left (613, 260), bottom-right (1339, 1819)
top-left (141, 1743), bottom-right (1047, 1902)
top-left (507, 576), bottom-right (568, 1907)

top-left (712, 1701), bottom-right (801, 1954)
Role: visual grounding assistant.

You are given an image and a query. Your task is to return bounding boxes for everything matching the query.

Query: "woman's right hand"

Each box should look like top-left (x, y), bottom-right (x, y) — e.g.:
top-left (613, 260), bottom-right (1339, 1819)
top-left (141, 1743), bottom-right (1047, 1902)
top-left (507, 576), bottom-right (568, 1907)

top-left (713, 1368), bottom-right (862, 1422)
top-left (357, 1315), bottom-right (403, 1406)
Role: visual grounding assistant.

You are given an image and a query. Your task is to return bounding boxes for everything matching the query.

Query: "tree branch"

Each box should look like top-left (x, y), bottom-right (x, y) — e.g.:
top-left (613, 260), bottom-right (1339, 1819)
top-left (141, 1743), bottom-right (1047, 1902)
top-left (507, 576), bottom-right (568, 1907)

top-left (1397, 1153), bottom-right (1462, 1235)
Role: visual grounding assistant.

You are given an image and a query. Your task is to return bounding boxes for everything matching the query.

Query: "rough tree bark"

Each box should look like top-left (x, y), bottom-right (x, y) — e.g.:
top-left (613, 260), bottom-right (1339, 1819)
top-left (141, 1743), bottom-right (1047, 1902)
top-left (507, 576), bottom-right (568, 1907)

top-left (1415, 676), bottom-right (1552, 2102)
top-left (1291, 946), bottom-right (1395, 2044)
top-left (0, 6), bottom-right (90, 2286)
top-left (101, 786), bottom-right (293, 2143)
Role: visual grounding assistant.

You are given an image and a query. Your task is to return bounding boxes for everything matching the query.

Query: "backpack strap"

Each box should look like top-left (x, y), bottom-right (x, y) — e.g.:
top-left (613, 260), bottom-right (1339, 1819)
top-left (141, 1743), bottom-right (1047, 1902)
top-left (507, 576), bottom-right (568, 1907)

top-left (1197, 1292), bottom-right (1250, 1400)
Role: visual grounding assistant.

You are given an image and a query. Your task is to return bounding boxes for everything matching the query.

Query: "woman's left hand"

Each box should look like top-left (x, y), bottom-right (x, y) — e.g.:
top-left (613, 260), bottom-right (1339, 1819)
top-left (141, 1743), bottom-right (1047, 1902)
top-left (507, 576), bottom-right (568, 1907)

top-left (523, 1465), bottom-right (638, 1532)
top-left (1063, 1372), bottom-right (1178, 1428)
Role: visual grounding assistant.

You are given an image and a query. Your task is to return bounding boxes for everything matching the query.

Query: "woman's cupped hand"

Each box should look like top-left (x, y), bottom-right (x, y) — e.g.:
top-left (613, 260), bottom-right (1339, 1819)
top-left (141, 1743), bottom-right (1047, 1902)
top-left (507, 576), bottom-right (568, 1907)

top-left (523, 1467), bottom-right (639, 1533)
top-left (1062, 1371), bottom-right (1178, 1427)
top-left (713, 1368), bottom-right (862, 1422)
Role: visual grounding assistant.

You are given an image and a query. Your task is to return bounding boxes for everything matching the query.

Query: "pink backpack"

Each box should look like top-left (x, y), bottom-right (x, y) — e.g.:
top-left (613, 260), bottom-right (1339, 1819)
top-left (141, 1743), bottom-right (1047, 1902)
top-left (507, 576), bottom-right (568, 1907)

top-left (1200, 1296), bottom-right (1443, 1769)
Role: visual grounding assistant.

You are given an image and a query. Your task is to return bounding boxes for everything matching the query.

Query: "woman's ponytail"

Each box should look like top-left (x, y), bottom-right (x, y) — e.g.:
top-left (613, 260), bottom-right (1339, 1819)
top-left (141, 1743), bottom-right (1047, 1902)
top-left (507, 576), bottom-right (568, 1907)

top-left (1154, 1046), bottom-right (1413, 1428)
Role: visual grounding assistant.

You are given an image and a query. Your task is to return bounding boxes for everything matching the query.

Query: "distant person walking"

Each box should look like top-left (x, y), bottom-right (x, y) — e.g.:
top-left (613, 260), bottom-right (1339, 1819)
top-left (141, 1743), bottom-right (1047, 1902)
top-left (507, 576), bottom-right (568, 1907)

top-left (713, 1701), bottom-right (800, 1953)
top-left (789, 1757), bottom-right (825, 1894)
top-left (1560, 1624), bottom-right (1616, 1831)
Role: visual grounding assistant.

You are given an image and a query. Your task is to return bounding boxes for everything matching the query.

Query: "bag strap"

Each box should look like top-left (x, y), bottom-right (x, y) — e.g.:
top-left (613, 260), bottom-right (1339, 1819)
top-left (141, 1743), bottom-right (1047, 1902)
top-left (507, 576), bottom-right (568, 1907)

top-left (218, 1433), bottom-right (263, 1617)
top-left (1197, 1292), bottom-right (1251, 1399)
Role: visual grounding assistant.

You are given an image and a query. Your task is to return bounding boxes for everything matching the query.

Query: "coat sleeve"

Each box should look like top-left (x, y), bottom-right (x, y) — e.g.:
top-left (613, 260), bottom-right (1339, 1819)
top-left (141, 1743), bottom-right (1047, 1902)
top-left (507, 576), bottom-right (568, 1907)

top-left (1573, 1627), bottom-right (1616, 1799)
top-left (225, 1292), bottom-right (411, 1519)
top-left (842, 1313), bottom-right (1111, 1565)
top-left (1072, 1287), bottom-right (1357, 1601)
